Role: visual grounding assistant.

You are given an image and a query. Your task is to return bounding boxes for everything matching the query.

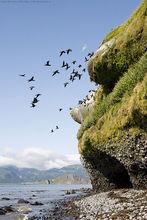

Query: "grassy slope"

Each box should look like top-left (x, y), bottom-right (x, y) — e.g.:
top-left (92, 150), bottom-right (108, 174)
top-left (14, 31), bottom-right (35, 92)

top-left (78, 1), bottom-right (147, 154)
top-left (88, 0), bottom-right (147, 93)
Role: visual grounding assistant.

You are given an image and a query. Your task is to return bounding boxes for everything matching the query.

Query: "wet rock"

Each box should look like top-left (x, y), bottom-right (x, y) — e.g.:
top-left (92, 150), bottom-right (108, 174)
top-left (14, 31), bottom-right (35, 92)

top-left (0, 208), bottom-right (6, 215)
top-left (17, 199), bottom-right (30, 204)
top-left (30, 201), bottom-right (44, 206)
top-left (0, 206), bottom-right (15, 215)
top-left (65, 190), bottom-right (76, 195)
top-left (1, 197), bottom-right (10, 201)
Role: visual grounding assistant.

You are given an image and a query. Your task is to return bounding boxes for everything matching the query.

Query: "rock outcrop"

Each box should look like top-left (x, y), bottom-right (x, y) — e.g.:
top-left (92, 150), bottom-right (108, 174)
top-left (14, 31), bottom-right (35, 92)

top-left (71, 0), bottom-right (147, 192)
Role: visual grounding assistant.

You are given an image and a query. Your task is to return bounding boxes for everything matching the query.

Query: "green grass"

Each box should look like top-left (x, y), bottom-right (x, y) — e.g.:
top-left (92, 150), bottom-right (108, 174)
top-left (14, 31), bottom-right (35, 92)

top-left (88, 0), bottom-right (147, 93)
top-left (78, 52), bottom-right (147, 140)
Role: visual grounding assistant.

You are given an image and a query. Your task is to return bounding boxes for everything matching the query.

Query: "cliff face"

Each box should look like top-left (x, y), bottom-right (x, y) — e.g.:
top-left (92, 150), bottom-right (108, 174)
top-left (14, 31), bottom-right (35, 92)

top-left (71, 1), bottom-right (147, 191)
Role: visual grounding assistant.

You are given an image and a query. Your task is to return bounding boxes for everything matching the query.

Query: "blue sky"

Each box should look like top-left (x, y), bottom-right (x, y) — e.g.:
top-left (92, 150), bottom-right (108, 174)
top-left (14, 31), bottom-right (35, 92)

top-left (0, 0), bottom-right (140, 169)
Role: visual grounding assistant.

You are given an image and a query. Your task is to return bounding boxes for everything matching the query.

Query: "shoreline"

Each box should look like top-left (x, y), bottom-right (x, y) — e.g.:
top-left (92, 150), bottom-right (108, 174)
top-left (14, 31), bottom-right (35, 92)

top-left (45, 188), bottom-right (147, 220)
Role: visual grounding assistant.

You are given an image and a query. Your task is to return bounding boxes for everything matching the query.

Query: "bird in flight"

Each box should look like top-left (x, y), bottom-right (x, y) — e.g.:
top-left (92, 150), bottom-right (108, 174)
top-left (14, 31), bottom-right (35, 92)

top-left (45, 60), bottom-right (51, 66)
top-left (88, 52), bottom-right (94, 57)
top-left (31, 103), bottom-right (36, 108)
top-left (85, 57), bottom-right (89, 62)
top-left (78, 100), bottom-right (83, 105)
top-left (51, 129), bottom-right (54, 133)
top-left (78, 74), bottom-right (82, 80)
top-left (66, 49), bottom-right (72, 54)
top-left (19, 74), bottom-right (25, 77)
top-left (60, 50), bottom-right (66, 57)
top-left (82, 68), bottom-right (86, 72)
top-left (28, 76), bottom-right (35, 82)
top-left (30, 86), bottom-right (35, 90)
top-left (59, 108), bottom-right (63, 112)
top-left (65, 63), bottom-right (70, 70)
top-left (32, 97), bottom-right (39, 104)
top-left (78, 64), bottom-right (82, 68)
top-left (69, 107), bottom-right (73, 110)
top-left (56, 126), bottom-right (59, 129)
top-left (64, 82), bottom-right (69, 87)
top-left (61, 61), bottom-right (66, 68)
top-left (35, 94), bottom-right (41, 98)
top-left (72, 61), bottom-right (76, 65)
top-left (52, 70), bottom-right (59, 76)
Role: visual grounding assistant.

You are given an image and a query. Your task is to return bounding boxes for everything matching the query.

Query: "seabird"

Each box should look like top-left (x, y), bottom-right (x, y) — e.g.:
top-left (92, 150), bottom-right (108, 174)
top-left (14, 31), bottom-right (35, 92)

top-left (45, 61), bottom-right (51, 66)
top-left (60, 50), bottom-right (66, 57)
top-left (52, 70), bottom-right (59, 76)
top-left (30, 86), bottom-right (35, 90)
top-left (66, 49), bottom-right (72, 54)
top-left (64, 82), bottom-right (69, 87)
top-left (28, 76), bottom-right (35, 82)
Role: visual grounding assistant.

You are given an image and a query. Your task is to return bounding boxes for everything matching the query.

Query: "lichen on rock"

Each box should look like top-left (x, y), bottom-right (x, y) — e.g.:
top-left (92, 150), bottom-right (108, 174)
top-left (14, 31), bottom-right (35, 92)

top-left (71, 0), bottom-right (147, 192)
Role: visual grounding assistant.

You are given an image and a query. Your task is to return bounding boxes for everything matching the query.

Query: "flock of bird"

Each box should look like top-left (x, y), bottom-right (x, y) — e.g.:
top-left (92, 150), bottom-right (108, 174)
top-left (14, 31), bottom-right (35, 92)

top-left (19, 48), bottom-right (95, 134)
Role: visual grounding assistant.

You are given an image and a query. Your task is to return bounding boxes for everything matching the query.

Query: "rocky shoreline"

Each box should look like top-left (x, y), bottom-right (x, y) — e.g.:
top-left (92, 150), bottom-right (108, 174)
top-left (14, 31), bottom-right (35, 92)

top-left (46, 189), bottom-right (147, 220)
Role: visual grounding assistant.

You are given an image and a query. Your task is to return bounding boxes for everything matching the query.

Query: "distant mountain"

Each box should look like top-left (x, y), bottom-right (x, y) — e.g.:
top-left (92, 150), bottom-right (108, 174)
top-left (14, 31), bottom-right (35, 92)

top-left (0, 164), bottom-right (90, 184)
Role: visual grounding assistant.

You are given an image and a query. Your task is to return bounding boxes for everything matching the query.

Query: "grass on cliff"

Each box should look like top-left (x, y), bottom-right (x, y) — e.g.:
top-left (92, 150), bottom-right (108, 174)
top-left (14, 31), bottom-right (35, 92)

top-left (103, 0), bottom-right (147, 44)
top-left (78, 52), bottom-right (147, 141)
top-left (88, 0), bottom-right (147, 92)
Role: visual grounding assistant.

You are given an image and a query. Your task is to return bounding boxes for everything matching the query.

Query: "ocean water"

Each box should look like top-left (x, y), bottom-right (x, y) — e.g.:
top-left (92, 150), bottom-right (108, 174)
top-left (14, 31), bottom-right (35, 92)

top-left (0, 184), bottom-right (91, 220)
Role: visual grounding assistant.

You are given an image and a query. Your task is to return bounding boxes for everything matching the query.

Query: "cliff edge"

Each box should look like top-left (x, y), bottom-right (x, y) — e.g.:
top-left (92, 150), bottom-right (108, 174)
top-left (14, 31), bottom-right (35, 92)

top-left (71, 0), bottom-right (147, 191)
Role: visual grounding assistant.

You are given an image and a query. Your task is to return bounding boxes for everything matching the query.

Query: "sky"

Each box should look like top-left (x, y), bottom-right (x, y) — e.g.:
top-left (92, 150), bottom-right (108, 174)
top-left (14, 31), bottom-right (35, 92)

top-left (0, 0), bottom-right (140, 169)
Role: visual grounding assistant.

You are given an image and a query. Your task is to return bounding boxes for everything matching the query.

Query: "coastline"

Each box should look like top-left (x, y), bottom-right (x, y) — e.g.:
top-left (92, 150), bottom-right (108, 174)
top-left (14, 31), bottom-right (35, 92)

top-left (46, 188), bottom-right (147, 220)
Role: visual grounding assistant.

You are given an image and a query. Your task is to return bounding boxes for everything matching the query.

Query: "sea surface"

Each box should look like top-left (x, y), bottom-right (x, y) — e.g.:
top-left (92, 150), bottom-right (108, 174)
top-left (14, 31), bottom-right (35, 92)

top-left (0, 184), bottom-right (91, 220)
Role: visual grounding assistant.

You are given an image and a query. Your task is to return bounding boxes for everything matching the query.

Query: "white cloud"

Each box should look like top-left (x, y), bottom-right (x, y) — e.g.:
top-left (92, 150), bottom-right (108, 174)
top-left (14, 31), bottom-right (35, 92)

top-left (82, 44), bottom-right (88, 52)
top-left (0, 147), bottom-right (80, 170)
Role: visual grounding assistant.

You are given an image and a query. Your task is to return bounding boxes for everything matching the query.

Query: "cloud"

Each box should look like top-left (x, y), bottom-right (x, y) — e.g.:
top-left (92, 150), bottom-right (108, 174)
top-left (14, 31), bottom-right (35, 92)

top-left (0, 147), bottom-right (80, 170)
top-left (82, 44), bottom-right (88, 52)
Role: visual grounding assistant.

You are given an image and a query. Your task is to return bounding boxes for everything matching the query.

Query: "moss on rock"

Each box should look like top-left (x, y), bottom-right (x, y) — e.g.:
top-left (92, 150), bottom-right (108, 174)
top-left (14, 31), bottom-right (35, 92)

top-left (75, 1), bottom-right (147, 191)
top-left (88, 0), bottom-right (147, 93)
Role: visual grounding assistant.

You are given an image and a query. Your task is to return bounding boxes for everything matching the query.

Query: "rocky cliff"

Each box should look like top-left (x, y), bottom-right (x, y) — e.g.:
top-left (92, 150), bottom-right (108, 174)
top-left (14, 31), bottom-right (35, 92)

top-left (71, 0), bottom-right (147, 191)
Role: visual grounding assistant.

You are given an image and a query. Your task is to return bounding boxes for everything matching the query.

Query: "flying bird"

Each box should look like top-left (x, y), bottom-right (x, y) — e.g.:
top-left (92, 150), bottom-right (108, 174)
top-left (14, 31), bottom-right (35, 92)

top-left (59, 108), bottom-right (63, 112)
top-left (66, 49), bottom-right (72, 54)
top-left (32, 97), bottom-right (39, 104)
top-left (35, 94), bottom-right (41, 98)
top-left (51, 129), bottom-right (54, 133)
top-left (88, 52), bottom-right (94, 57)
top-left (61, 61), bottom-right (66, 68)
top-left (78, 100), bottom-right (83, 105)
top-left (31, 103), bottom-right (36, 108)
top-left (64, 63), bottom-right (70, 70)
top-left (52, 70), bottom-right (59, 76)
top-left (85, 57), bottom-right (89, 62)
top-left (45, 60), bottom-right (51, 66)
top-left (60, 50), bottom-right (66, 57)
top-left (69, 107), bottom-right (73, 110)
top-left (82, 68), bottom-right (86, 72)
top-left (71, 69), bottom-right (76, 74)
top-left (72, 61), bottom-right (76, 65)
top-left (19, 74), bottom-right (25, 77)
top-left (30, 86), bottom-right (35, 90)
top-left (64, 82), bottom-right (69, 87)
top-left (78, 64), bottom-right (82, 68)
top-left (28, 76), bottom-right (35, 82)
top-left (78, 74), bottom-right (82, 80)
top-left (56, 126), bottom-right (59, 129)
top-left (69, 75), bottom-right (73, 81)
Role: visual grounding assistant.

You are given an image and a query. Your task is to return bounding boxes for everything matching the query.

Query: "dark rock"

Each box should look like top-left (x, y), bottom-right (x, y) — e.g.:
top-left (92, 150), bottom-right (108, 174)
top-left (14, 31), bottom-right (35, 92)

top-left (17, 199), bottom-right (30, 204)
top-left (1, 197), bottom-right (10, 201)
top-left (30, 201), bottom-right (44, 206)
top-left (0, 206), bottom-right (15, 215)
top-left (3, 206), bottom-right (15, 213)
top-left (65, 190), bottom-right (76, 195)
top-left (0, 208), bottom-right (6, 215)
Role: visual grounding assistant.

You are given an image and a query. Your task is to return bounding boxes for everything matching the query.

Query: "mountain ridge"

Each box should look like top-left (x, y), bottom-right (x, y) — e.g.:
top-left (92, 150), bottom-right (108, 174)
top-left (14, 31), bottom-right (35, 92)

top-left (0, 164), bottom-right (90, 184)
